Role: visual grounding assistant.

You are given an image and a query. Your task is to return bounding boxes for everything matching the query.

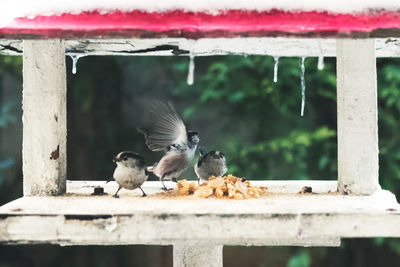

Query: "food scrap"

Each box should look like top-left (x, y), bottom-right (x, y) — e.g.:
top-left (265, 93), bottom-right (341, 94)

top-left (177, 174), bottom-right (267, 199)
top-left (298, 186), bottom-right (312, 194)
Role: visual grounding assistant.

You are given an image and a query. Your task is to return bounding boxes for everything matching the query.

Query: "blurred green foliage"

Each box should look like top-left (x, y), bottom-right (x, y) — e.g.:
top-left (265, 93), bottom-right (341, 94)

top-left (165, 55), bottom-right (400, 197)
top-left (377, 59), bottom-right (400, 194)
top-left (288, 251), bottom-right (311, 267)
top-left (168, 56), bottom-right (338, 180)
top-left (0, 56), bottom-right (19, 184)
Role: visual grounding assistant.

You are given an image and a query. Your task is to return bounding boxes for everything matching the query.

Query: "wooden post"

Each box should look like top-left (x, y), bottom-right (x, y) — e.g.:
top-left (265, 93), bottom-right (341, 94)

top-left (336, 39), bottom-right (379, 195)
top-left (22, 40), bottom-right (67, 196)
top-left (173, 244), bottom-right (223, 267)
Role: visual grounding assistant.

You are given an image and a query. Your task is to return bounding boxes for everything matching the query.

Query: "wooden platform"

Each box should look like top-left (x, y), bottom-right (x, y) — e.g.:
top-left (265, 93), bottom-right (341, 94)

top-left (0, 180), bottom-right (399, 247)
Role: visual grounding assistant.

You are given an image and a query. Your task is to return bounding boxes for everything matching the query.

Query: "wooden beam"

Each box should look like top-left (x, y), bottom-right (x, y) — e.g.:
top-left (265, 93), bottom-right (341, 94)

top-left (2, 38), bottom-right (400, 57)
top-left (22, 40), bottom-right (67, 196)
top-left (336, 39), bottom-right (379, 195)
top-left (173, 244), bottom-right (223, 267)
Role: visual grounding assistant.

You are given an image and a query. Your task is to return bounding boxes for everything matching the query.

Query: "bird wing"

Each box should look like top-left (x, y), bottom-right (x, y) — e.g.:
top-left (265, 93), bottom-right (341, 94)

top-left (138, 101), bottom-right (187, 152)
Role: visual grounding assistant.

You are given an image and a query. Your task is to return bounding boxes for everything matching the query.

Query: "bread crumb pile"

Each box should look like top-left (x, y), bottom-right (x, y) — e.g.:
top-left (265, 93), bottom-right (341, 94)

top-left (177, 175), bottom-right (267, 199)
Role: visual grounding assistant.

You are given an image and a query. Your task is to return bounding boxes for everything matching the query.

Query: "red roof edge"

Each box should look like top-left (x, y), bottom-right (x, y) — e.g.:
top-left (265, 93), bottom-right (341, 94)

top-left (1, 10), bottom-right (400, 39)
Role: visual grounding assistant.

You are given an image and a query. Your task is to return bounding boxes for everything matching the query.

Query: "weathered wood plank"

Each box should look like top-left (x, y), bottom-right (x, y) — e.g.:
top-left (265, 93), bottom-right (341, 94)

top-left (68, 180), bottom-right (338, 195)
top-left (336, 39), bottom-right (379, 195)
top-left (173, 244), bottom-right (223, 267)
top-left (22, 40), bottom-right (67, 196)
top-left (2, 38), bottom-right (400, 57)
top-left (0, 181), bottom-right (398, 246)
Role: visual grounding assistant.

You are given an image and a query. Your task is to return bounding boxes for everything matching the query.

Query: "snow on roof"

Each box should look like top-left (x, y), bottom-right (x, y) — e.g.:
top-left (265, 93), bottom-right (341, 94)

top-left (2, 0), bottom-right (400, 21)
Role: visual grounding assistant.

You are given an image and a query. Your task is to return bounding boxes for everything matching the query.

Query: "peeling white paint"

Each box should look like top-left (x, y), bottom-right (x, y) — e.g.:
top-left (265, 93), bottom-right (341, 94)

top-left (174, 244), bottom-right (222, 267)
top-left (336, 39), bottom-right (379, 195)
top-left (22, 40), bottom-right (67, 196)
top-left (0, 181), bottom-right (398, 246)
top-left (105, 217), bottom-right (118, 232)
top-left (3, 38), bottom-right (400, 57)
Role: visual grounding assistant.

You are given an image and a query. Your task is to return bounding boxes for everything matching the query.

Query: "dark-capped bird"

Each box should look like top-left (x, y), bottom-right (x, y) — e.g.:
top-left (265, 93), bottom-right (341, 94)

top-left (138, 102), bottom-right (199, 190)
top-left (111, 151), bottom-right (148, 198)
top-left (195, 148), bottom-right (227, 183)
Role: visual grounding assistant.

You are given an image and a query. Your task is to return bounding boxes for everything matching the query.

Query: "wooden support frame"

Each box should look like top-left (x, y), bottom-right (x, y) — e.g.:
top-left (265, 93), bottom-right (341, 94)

top-left (173, 244), bottom-right (223, 267)
top-left (0, 37), bottom-right (395, 267)
top-left (336, 39), bottom-right (379, 195)
top-left (3, 38), bottom-right (400, 57)
top-left (22, 40), bottom-right (67, 196)
top-left (0, 181), bottom-right (399, 247)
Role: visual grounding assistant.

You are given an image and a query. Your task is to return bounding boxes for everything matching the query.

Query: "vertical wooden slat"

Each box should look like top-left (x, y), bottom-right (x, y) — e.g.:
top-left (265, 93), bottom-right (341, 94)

top-left (336, 39), bottom-right (379, 195)
top-left (22, 40), bottom-right (67, 196)
top-left (173, 244), bottom-right (223, 267)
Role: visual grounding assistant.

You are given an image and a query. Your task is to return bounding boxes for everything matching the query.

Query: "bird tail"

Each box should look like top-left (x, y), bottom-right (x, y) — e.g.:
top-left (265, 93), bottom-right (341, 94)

top-left (147, 166), bottom-right (154, 172)
top-left (146, 162), bottom-right (158, 173)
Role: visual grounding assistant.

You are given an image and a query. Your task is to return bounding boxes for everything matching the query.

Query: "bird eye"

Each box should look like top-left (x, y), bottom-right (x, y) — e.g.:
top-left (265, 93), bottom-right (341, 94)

top-left (123, 157), bottom-right (128, 161)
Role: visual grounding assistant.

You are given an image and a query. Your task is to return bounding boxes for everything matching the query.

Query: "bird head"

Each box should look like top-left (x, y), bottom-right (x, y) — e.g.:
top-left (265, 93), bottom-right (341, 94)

top-left (212, 151), bottom-right (226, 161)
top-left (113, 151), bottom-right (145, 168)
top-left (187, 131), bottom-right (200, 145)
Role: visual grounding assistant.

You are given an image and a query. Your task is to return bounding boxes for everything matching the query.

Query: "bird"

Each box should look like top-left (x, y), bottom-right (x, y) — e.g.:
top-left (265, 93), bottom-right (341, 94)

top-left (195, 148), bottom-right (228, 183)
top-left (110, 151), bottom-right (149, 198)
top-left (137, 101), bottom-right (200, 191)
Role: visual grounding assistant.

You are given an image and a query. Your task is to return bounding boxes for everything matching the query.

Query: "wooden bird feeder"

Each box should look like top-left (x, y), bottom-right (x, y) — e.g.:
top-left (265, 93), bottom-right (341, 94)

top-left (1, 1), bottom-right (400, 266)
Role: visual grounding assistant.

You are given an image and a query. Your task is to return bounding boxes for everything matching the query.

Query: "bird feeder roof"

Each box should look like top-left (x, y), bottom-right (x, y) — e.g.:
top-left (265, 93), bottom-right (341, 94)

top-left (0, 0), bottom-right (400, 39)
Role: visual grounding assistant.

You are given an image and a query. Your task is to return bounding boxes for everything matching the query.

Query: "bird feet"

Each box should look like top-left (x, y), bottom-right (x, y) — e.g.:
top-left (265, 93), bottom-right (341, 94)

top-left (139, 187), bottom-right (147, 197)
top-left (113, 194), bottom-right (120, 198)
top-left (161, 186), bottom-right (173, 191)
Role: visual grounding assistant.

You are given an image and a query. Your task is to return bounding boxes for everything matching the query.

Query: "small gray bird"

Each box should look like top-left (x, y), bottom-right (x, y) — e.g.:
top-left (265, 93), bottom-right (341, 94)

top-left (138, 101), bottom-right (200, 191)
top-left (195, 148), bottom-right (228, 183)
top-left (111, 151), bottom-right (148, 198)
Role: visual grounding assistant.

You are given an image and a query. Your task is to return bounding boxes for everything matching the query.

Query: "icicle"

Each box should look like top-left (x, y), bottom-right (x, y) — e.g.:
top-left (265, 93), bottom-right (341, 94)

top-left (187, 55), bottom-right (195, 86)
top-left (317, 40), bottom-right (324, 70)
top-left (300, 57), bottom-right (306, 116)
top-left (70, 55), bottom-right (83, 75)
top-left (317, 56), bottom-right (325, 70)
top-left (273, 56), bottom-right (279, 83)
